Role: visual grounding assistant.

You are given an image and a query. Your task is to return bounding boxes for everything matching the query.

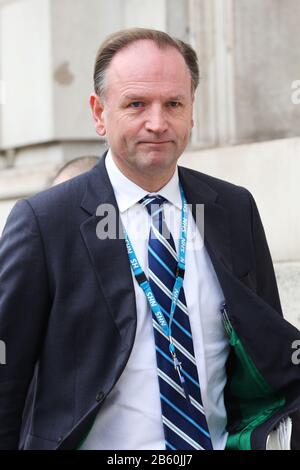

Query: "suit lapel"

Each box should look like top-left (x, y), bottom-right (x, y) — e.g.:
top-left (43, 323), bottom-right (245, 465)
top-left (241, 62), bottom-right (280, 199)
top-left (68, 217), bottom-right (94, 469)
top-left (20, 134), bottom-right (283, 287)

top-left (178, 166), bottom-right (233, 276)
top-left (80, 155), bottom-right (137, 348)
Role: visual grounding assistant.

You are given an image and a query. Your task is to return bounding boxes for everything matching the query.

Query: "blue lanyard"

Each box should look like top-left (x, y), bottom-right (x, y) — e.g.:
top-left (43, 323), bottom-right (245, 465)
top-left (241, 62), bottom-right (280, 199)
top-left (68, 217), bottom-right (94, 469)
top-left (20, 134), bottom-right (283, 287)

top-left (123, 186), bottom-right (191, 401)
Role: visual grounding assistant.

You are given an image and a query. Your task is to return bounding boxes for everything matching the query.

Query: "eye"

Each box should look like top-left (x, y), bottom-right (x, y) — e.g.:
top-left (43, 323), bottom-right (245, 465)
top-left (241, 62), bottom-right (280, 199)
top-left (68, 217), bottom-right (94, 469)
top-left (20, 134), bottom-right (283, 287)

top-left (168, 101), bottom-right (182, 108)
top-left (129, 101), bottom-right (144, 108)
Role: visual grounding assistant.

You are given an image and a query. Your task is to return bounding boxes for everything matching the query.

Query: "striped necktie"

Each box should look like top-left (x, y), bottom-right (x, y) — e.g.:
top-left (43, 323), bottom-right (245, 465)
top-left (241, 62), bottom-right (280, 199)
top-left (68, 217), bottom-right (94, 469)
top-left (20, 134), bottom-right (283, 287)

top-left (140, 194), bottom-right (213, 450)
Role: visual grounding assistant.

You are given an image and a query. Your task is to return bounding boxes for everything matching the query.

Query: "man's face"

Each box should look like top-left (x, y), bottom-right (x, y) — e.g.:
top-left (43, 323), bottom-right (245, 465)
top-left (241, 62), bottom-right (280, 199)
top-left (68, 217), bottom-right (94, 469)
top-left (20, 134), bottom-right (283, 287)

top-left (90, 40), bottom-right (194, 183)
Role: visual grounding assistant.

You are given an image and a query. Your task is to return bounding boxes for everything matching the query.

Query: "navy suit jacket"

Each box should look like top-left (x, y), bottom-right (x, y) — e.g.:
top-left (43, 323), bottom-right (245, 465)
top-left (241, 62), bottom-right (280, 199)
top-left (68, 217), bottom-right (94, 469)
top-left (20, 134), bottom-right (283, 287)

top-left (0, 153), bottom-right (299, 450)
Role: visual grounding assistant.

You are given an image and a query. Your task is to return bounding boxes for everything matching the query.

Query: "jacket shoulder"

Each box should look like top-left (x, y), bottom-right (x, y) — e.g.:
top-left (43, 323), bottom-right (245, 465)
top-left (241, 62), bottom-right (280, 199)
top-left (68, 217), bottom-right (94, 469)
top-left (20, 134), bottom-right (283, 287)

top-left (25, 168), bottom-right (91, 213)
top-left (178, 165), bottom-right (252, 204)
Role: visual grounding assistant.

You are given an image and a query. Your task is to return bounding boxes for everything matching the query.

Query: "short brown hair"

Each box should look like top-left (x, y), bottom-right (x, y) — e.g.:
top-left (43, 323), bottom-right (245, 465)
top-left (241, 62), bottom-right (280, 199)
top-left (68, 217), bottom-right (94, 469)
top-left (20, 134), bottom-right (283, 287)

top-left (93, 28), bottom-right (199, 97)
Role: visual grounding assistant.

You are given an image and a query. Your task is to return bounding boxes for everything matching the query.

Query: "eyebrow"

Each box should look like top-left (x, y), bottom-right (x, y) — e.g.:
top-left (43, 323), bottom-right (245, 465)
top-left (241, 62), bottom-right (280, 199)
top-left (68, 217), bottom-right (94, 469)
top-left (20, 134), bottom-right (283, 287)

top-left (123, 94), bottom-right (187, 102)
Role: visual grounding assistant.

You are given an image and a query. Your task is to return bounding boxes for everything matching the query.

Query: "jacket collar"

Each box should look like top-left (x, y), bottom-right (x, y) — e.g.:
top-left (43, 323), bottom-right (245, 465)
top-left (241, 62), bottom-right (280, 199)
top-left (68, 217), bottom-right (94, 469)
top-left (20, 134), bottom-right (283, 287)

top-left (178, 166), bottom-right (233, 274)
top-left (80, 152), bottom-right (137, 353)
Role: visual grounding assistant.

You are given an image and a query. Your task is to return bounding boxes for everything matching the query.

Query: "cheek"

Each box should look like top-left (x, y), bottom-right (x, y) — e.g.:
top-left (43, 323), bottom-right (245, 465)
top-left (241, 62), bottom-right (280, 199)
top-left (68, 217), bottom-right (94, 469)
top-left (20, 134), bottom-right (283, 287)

top-left (110, 113), bottom-right (140, 134)
top-left (175, 119), bottom-right (193, 140)
top-left (173, 110), bottom-right (193, 128)
top-left (118, 118), bottom-right (143, 141)
top-left (105, 122), bottom-right (136, 151)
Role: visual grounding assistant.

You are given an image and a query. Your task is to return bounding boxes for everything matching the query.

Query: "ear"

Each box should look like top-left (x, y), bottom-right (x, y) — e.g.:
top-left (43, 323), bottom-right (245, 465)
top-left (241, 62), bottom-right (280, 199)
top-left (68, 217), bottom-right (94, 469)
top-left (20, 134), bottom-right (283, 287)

top-left (90, 93), bottom-right (106, 136)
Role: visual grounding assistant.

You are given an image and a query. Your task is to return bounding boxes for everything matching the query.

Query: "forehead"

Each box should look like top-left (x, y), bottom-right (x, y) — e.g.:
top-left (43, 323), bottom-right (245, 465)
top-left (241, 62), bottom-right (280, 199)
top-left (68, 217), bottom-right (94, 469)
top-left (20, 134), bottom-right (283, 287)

top-left (105, 40), bottom-right (192, 96)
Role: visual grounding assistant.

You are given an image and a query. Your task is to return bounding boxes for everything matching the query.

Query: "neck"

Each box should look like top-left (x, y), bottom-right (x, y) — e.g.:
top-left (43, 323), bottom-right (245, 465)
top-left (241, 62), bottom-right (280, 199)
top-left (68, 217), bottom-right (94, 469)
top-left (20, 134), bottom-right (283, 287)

top-left (111, 155), bottom-right (176, 192)
top-left (134, 174), bottom-right (174, 192)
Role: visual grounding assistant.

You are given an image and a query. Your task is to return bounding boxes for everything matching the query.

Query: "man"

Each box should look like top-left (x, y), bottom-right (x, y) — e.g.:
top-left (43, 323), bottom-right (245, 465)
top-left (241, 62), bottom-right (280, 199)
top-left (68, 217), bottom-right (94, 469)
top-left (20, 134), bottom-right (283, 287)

top-left (51, 155), bottom-right (100, 186)
top-left (0, 28), bottom-right (299, 450)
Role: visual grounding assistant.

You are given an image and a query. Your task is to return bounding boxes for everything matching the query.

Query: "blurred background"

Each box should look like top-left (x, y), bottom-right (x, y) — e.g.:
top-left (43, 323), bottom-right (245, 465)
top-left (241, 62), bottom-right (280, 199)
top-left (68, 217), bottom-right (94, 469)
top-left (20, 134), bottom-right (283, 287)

top-left (0, 0), bottom-right (299, 327)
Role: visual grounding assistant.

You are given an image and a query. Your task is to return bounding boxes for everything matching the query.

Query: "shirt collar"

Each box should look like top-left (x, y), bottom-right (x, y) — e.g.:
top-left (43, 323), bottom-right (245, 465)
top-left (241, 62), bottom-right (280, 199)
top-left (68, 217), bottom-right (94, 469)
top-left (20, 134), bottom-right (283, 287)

top-left (105, 149), bottom-right (182, 212)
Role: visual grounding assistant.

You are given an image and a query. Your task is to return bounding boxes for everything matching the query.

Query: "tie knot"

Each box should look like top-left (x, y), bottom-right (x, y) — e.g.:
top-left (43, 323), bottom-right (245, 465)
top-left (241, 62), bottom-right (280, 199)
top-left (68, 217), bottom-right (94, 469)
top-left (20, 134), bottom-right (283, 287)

top-left (139, 194), bottom-right (167, 216)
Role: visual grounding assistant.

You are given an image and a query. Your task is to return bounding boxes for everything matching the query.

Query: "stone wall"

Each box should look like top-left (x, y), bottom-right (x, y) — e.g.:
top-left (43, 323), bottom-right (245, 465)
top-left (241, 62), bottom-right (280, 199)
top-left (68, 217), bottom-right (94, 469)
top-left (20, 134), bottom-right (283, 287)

top-left (0, 0), bottom-right (299, 323)
top-left (275, 262), bottom-right (300, 329)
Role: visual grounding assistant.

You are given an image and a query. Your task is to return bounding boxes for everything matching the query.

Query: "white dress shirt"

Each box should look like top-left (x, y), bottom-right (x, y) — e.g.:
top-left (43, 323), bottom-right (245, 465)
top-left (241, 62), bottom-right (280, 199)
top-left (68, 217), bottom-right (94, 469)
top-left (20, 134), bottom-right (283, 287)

top-left (80, 151), bottom-right (230, 450)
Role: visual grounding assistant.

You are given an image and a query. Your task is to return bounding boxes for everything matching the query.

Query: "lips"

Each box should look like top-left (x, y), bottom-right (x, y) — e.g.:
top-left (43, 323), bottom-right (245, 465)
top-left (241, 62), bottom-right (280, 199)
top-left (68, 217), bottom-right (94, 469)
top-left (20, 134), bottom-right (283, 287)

top-left (138, 141), bottom-right (172, 144)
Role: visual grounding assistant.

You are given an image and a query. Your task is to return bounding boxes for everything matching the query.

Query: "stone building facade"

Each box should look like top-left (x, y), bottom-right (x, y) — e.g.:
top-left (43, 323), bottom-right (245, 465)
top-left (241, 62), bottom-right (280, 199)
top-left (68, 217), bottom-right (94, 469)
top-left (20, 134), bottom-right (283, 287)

top-left (0, 0), bottom-right (299, 326)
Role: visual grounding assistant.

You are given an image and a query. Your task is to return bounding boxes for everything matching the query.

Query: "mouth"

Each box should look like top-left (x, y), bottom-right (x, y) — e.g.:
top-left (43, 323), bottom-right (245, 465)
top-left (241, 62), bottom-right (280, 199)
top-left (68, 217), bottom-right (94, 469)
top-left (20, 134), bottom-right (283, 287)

top-left (138, 141), bottom-right (172, 145)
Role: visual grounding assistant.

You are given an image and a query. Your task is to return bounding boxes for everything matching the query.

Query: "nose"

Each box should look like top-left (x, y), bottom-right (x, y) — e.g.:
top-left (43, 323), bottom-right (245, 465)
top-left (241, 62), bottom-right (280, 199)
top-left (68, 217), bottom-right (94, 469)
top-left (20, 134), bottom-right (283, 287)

top-left (144, 104), bottom-right (168, 134)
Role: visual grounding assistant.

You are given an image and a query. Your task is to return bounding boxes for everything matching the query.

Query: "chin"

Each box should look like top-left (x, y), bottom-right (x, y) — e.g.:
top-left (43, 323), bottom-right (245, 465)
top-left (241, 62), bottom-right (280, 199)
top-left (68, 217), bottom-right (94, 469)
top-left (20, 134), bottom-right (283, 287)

top-left (141, 151), bottom-right (177, 168)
